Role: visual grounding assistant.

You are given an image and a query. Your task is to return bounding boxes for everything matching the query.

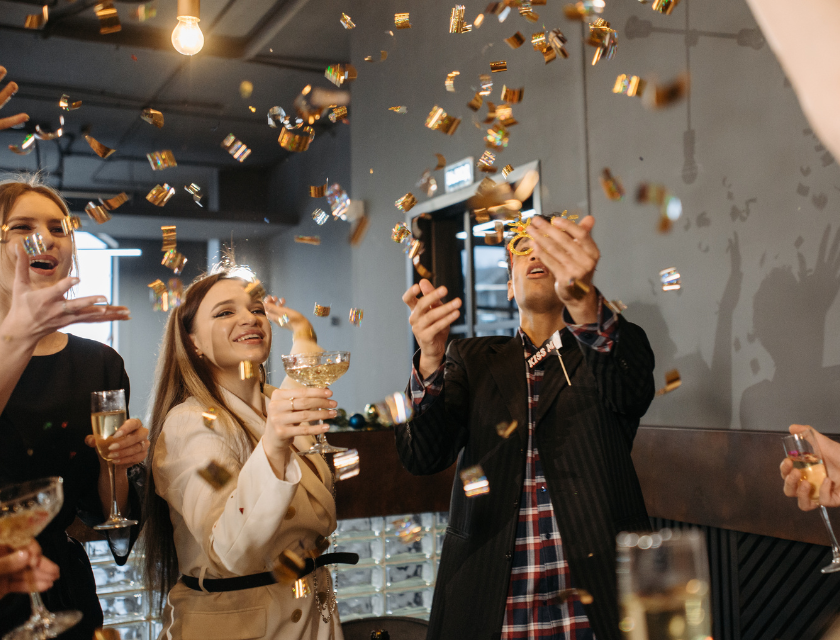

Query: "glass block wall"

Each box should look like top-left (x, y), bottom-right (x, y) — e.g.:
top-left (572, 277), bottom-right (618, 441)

top-left (86, 511), bottom-right (448, 638)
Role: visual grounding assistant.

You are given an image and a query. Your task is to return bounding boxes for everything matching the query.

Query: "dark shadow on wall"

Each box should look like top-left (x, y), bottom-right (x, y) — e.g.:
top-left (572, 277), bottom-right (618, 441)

top-left (740, 225), bottom-right (840, 432)
top-left (626, 232), bottom-right (743, 428)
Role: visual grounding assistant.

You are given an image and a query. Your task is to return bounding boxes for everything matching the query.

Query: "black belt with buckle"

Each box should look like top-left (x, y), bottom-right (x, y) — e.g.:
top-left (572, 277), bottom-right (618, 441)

top-left (180, 552), bottom-right (359, 593)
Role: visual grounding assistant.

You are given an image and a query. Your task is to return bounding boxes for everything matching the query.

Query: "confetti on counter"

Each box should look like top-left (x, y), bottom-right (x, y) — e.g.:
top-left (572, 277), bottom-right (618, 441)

top-left (599, 168), bottom-right (625, 200)
top-left (198, 460), bottom-right (233, 490)
top-left (445, 70), bottom-right (460, 92)
top-left (490, 60), bottom-right (507, 73)
top-left (22, 233), bottom-right (46, 257)
top-left (60, 215), bottom-right (81, 236)
top-left (656, 369), bottom-right (682, 395)
top-left (505, 32), bottom-right (525, 48)
top-left (147, 150), bottom-right (177, 170)
top-left (85, 202), bottom-right (111, 224)
top-left (395, 12), bottom-right (411, 29)
top-left (659, 267), bottom-right (681, 291)
top-left (334, 448), bottom-right (360, 480)
top-left (85, 135), bottom-right (116, 159)
top-left (221, 133), bottom-right (252, 162)
top-left (340, 12), bottom-right (355, 29)
top-left (613, 74), bottom-right (646, 97)
top-left (425, 106), bottom-right (461, 135)
top-left (94, 2), bottom-right (121, 34)
top-left (146, 183), bottom-right (175, 207)
top-left (312, 208), bottom-right (329, 225)
top-left (161, 248), bottom-right (187, 274)
top-left (295, 235), bottom-right (321, 245)
top-left (348, 308), bottom-right (364, 326)
top-left (461, 465), bottom-right (489, 497)
top-left (24, 5), bottom-right (48, 29)
top-left (9, 134), bottom-right (35, 155)
top-left (140, 108), bottom-right (164, 127)
top-left (395, 193), bottom-right (417, 212)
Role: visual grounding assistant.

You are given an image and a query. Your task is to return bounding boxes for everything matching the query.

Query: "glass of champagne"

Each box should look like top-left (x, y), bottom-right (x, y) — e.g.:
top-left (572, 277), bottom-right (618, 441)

top-left (617, 529), bottom-right (712, 640)
top-left (280, 351), bottom-right (350, 455)
top-left (782, 431), bottom-right (840, 573)
top-left (0, 477), bottom-right (82, 640)
top-left (91, 390), bottom-right (137, 530)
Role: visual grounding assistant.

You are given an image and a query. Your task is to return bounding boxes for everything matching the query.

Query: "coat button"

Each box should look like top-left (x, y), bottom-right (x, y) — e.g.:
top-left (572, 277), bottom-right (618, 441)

top-left (505, 552), bottom-right (512, 561)
top-left (291, 609), bottom-right (302, 623)
top-left (513, 499), bottom-right (519, 509)
top-left (285, 506), bottom-right (296, 520)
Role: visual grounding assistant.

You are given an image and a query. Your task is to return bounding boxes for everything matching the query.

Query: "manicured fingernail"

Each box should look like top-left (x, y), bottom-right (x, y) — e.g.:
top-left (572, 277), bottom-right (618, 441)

top-left (329, 401), bottom-right (337, 407)
top-left (322, 425), bottom-right (330, 431)
top-left (71, 277), bottom-right (80, 285)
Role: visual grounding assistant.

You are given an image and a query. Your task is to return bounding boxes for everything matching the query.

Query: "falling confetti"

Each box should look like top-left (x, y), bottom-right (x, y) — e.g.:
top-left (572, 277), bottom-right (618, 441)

top-left (659, 268), bottom-right (681, 291)
top-left (460, 465), bottom-right (489, 497)
top-left (496, 419), bottom-right (518, 438)
top-left (340, 13), bottom-right (355, 29)
top-left (656, 369), bottom-right (682, 395)
top-left (61, 216), bottom-right (81, 236)
top-left (313, 303), bottom-right (331, 317)
top-left (425, 106), bottom-right (461, 135)
top-left (613, 74), bottom-right (646, 97)
top-left (85, 202), bottom-right (111, 224)
top-left (239, 360), bottom-right (255, 380)
top-left (147, 184), bottom-right (175, 207)
top-left (334, 448), bottom-right (360, 480)
top-left (599, 168), bottom-right (625, 200)
top-left (395, 12), bottom-right (411, 28)
top-left (239, 81), bottom-right (254, 99)
top-left (185, 183), bottom-right (203, 206)
top-left (59, 95), bottom-right (82, 111)
top-left (198, 461), bottom-right (233, 489)
top-left (140, 108), bottom-right (164, 127)
top-left (445, 71), bottom-right (460, 92)
top-left (505, 32), bottom-right (526, 48)
top-left (221, 134), bottom-right (252, 162)
top-left (312, 209), bottom-right (329, 225)
top-left (22, 233), bottom-right (46, 257)
top-left (162, 249), bottom-right (187, 274)
top-left (94, 2), bottom-right (121, 34)
top-left (295, 235), bottom-right (321, 245)
top-left (147, 150), bottom-right (177, 170)
top-left (348, 308), bottom-right (364, 326)
top-left (395, 193), bottom-right (417, 212)
top-left (85, 135), bottom-right (116, 159)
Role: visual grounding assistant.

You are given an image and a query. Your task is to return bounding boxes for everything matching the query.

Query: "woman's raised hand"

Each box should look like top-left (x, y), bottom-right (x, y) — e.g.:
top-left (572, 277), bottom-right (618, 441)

top-left (3, 245), bottom-right (130, 344)
top-left (264, 387), bottom-right (336, 462)
top-left (263, 296), bottom-right (315, 341)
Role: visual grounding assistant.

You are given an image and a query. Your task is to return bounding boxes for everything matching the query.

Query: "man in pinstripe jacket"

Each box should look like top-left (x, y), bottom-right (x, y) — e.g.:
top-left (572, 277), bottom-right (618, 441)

top-left (397, 214), bottom-right (655, 640)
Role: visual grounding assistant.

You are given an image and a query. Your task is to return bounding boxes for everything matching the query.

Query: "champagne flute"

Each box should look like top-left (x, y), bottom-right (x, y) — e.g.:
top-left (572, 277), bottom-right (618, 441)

top-left (0, 477), bottom-right (82, 640)
top-left (91, 390), bottom-right (137, 530)
top-left (280, 351), bottom-right (350, 455)
top-left (782, 430), bottom-right (840, 573)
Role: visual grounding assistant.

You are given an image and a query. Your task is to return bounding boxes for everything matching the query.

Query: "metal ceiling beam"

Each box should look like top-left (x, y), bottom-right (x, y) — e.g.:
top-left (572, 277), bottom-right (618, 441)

top-left (238, 0), bottom-right (311, 60)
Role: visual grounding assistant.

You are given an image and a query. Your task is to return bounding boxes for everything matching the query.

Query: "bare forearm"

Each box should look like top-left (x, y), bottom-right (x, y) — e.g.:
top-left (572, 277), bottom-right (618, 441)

top-left (0, 318), bottom-right (38, 415)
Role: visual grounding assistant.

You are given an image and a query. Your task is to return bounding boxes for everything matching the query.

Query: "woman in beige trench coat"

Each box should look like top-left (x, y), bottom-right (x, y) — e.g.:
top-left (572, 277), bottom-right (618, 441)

top-left (142, 268), bottom-right (345, 640)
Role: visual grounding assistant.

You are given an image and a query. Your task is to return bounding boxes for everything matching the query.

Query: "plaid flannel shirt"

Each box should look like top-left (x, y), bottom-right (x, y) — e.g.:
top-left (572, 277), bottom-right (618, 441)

top-left (410, 294), bottom-right (617, 639)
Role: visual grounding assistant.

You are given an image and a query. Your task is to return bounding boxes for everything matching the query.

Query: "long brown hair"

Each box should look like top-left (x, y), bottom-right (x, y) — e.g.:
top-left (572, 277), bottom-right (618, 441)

top-left (142, 272), bottom-right (264, 611)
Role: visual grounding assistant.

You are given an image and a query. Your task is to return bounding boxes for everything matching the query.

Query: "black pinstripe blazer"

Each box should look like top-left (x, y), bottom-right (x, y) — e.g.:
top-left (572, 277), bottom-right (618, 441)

top-left (394, 315), bottom-right (656, 640)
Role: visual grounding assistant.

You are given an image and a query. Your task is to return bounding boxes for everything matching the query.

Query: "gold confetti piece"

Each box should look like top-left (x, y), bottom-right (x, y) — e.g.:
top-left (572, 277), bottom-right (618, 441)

top-left (485, 123), bottom-right (509, 150)
top-left (445, 70), bottom-right (460, 92)
top-left (22, 233), bottom-right (46, 257)
top-left (94, 2), bottom-right (121, 34)
top-left (599, 168), bottom-right (625, 200)
top-left (294, 235), bottom-right (321, 245)
top-left (238, 360), bottom-right (255, 380)
top-left (324, 63), bottom-right (357, 87)
top-left (393, 518), bottom-right (423, 543)
top-left (563, 0), bottom-right (604, 20)
top-left (244, 279), bottom-right (266, 301)
top-left (392, 222), bottom-right (412, 243)
top-left (248, 106), bottom-right (256, 113)
top-left (221, 133), bottom-right (252, 162)
top-left (467, 92), bottom-right (484, 112)
top-left (519, 8), bottom-right (539, 22)
top-left (395, 12), bottom-right (411, 28)
top-left (147, 278), bottom-right (169, 313)
top-left (310, 183), bottom-right (328, 197)
top-left (490, 61), bottom-right (507, 73)
top-left (434, 153), bottom-right (446, 171)
top-left (652, 0), bottom-right (680, 14)
top-left (605, 299), bottom-right (627, 315)
top-left (340, 12), bottom-right (355, 29)
top-left (502, 164), bottom-right (514, 178)
top-left (656, 369), bottom-right (682, 395)
top-left (202, 408), bottom-right (217, 428)
top-left (239, 80), bottom-right (253, 99)
top-left (85, 202), bottom-right (111, 224)
top-left (474, 13), bottom-right (485, 28)
top-left (588, 18), bottom-right (617, 66)
top-left (24, 5), bottom-right (48, 29)
top-left (272, 550), bottom-right (307, 584)
top-left (162, 249), bottom-right (187, 274)
top-left (9, 134), bottom-right (35, 155)
top-left (268, 106), bottom-right (299, 129)
top-left (348, 308), bottom-right (364, 326)
top-left (34, 122), bottom-right (63, 142)
top-left (461, 465), bottom-right (489, 497)
top-left (349, 215), bottom-right (369, 246)
top-left (505, 32), bottom-right (525, 48)
top-left (184, 183), bottom-right (203, 206)
top-left (312, 209), bottom-right (329, 225)
top-left (0, 224), bottom-right (9, 244)
top-left (659, 267), bottom-right (680, 291)
top-left (334, 448), bottom-right (360, 481)
top-left (93, 628), bottom-right (121, 640)
top-left (613, 74), bottom-right (646, 97)
top-left (477, 150), bottom-right (496, 171)
top-left (395, 193), bottom-right (417, 212)
top-left (146, 183), bottom-right (175, 207)
top-left (85, 135), bottom-right (115, 159)
top-left (99, 192), bottom-right (128, 211)
top-left (550, 589), bottom-right (594, 606)
top-left (329, 106), bottom-right (348, 122)
top-left (326, 184), bottom-right (350, 219)
top-left (532, 32), bottom-right (546, 49)
top-left (147, 150), bottom-right (177, 171)
top-left (278, 127), bottom-right (315, 152)
top-left (449, 5), bottom-right (471, 33)
top-left (60, 215), bottom-right (81, 236)
top-left (484, 220), bottom-right (505, 244)
top-left (417, 170), bottom-right (438, 197)
top-left (160, 225), bottom-right (177, 251)
top-left (198, 460), bottom-right (233, 490)
top-left (479, 74), bottom-right (493, 96)
top-left (496, 419), bottom-right (518, 438)
top-left (425, 106), bottom-right (461, 136)
top-left (636, 183), bottom-right (668, 206)
top-left (501, 86), bottom-right (523, 103)
top-left (364, 50), bottom-right (388, 62)
top-left (168, 278), bottom-right (184, 307)
top-left (388, 106), bottom-right (407, 114)
top-left (313, 303), bottom-right (330, 317)
top-left (412, 253), bottom-right (433, 279)
top-left (292, 578), bottom-right (310, 599)
top-left (643, 73), bottom-right (690, 109)
top-left (58, 95), bottom-right (82, 111)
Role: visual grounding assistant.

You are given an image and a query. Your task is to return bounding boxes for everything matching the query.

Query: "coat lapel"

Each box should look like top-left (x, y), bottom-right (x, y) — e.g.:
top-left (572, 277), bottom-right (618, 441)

top-left (535, 329), bottom-right (582, 427)
top-left (487, 337), bottom-right (529, 442)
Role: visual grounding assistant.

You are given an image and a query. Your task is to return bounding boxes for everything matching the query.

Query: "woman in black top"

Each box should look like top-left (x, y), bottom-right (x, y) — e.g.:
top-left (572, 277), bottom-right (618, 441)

top-left (0, 177), bottom-right (149, 639)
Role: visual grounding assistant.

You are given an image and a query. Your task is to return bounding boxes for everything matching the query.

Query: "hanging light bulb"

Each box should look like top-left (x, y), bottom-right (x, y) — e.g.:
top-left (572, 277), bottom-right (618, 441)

top-left (172, 0), bottom-right (204, 56)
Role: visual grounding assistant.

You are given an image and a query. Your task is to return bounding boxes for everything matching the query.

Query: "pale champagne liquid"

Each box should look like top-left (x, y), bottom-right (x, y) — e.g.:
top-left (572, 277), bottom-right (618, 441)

top-left (0, 508), bottom-right (52, 549)
top-left (285, 361), bottom-right (349, 388)
top-left (792, 455), bottom-right (827, 501)
top-left (91, 410), bottom-right (126, 462)
top-left (620, 583), bottom-right (711, 640)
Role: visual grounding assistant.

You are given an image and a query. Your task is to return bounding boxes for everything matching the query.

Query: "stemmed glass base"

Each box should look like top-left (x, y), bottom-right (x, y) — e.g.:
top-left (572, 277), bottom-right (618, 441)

top-left (3, 609), bottom-right (83, 640)
top-left (93, 516), bottom-right (138, 531)
top-left (819, 506), bottom-right (840, 574)
top-left (302, 435), bottom-right (348, 456)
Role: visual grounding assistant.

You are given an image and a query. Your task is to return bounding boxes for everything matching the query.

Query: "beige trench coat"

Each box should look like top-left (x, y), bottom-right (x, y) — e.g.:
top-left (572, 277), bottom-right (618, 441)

top-left (153, 385), bottom-right (343, 640)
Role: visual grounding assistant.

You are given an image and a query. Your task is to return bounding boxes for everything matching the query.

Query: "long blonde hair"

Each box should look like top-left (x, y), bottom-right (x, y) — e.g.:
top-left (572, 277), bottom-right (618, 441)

top-left (142, 272), bottom-right (264, 610)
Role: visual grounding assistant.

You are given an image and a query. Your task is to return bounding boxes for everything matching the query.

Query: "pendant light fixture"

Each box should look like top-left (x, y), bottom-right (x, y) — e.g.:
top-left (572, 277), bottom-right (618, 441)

top-left (172, 0), bottom-right (204, 56)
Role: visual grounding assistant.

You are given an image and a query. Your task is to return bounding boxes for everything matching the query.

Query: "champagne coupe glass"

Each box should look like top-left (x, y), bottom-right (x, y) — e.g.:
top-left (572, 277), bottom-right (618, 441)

top-left (0, 477), bottom-right (83, 640)
top-left (91, 390), bottom-right (137, 530)
top-left (280, 351), bottom-right (350, 455)
top-left (617, 529), bottom-right (711, 640)
top-left (782, 431), bottom-right (840, 573)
